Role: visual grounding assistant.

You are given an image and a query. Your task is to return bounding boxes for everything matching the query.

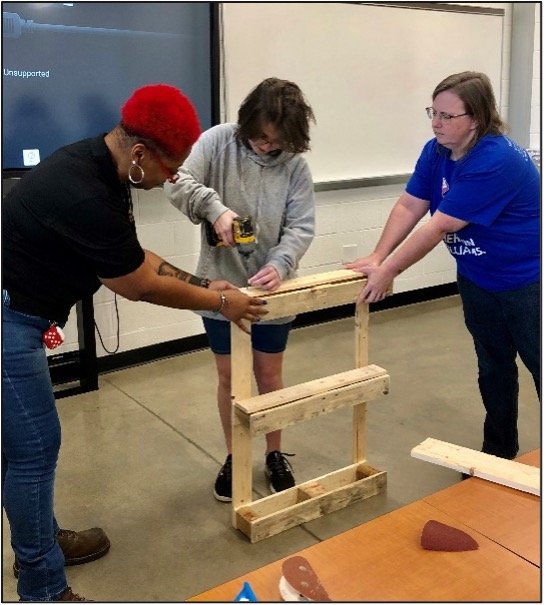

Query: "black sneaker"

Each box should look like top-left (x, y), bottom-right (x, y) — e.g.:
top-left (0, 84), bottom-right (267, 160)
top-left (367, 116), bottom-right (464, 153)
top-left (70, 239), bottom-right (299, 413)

top-left (213, 454), bottom-right (232, 502)
top-left (265, 451), bottom-right (295, 493)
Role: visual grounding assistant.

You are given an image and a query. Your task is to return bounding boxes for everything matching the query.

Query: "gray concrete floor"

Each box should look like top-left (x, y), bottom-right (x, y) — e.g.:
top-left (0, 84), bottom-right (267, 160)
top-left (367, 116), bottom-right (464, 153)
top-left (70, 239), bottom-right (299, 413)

top-left (2, 296), bottom-right (540, 602)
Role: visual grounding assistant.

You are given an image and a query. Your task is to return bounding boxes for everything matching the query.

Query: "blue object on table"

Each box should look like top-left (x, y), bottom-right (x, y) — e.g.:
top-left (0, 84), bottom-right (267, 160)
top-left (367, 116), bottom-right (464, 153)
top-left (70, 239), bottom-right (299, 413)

top-left (234, 581), bottom-right (258, 602)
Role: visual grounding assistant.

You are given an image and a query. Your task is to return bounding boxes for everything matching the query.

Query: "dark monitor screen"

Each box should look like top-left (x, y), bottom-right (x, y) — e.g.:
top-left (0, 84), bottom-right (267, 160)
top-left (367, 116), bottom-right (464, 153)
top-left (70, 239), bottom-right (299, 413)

top-left (2, 2), bottom-right (214, 172)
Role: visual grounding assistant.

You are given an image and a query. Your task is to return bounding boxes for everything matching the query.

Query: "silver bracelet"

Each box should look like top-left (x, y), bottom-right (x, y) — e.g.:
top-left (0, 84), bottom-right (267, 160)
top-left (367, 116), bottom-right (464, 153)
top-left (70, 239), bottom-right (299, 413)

top-left (216, 291), bottom-right (227, 314)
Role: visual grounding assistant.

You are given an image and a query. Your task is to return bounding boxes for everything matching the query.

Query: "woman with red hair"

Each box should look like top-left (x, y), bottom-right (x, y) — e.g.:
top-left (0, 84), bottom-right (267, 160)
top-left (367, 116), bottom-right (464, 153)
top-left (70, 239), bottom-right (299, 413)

top-left (2, 84), bottom-right (267, 602)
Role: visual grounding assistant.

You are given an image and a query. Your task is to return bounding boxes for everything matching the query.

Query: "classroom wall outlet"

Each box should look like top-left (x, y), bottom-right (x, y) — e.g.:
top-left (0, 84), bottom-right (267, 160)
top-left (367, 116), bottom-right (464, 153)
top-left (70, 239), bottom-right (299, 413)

top-left (342, 244), bottom-right (358, 264)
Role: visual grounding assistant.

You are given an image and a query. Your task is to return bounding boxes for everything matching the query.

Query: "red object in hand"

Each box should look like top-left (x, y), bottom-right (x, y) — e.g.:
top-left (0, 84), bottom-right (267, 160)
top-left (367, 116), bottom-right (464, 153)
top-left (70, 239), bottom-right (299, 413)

top-left (42, 324), bottom-right (65, 350)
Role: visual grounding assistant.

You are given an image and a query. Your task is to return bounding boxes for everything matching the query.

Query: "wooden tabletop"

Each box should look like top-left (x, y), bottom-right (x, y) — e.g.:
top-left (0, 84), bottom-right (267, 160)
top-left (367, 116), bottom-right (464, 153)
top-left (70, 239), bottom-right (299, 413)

top-left (423, 448), bottom-right (540, 566)
top-left (190, 497), bottom-right (540, 602)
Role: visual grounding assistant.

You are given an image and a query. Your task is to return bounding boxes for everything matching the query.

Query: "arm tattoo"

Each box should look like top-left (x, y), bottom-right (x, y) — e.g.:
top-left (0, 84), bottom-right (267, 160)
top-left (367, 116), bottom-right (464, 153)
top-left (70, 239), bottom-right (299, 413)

top-left (157, 261), bottom-right (192, 283)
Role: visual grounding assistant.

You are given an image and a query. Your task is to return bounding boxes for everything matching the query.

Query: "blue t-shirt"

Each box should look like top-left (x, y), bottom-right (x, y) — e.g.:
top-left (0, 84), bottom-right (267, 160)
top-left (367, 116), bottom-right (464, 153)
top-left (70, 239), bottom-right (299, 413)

top-left (406, 135), bottom-right (540, 291)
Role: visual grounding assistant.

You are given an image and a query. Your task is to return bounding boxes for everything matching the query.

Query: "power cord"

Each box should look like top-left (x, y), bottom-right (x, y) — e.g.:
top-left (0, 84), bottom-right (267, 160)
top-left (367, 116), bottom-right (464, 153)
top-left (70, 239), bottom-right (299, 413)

top-left (94, 293), bottom-right (120, 354)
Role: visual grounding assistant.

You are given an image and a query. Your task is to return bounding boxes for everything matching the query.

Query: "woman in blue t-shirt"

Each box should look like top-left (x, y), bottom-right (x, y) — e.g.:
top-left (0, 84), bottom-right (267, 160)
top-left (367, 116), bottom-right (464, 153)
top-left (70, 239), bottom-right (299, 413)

top-left (346, 71), bottom-right (539, 460)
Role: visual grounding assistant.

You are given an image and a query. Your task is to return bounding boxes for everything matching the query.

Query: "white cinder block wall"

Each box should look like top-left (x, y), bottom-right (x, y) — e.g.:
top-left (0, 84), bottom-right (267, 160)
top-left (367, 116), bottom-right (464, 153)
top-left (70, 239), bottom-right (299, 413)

top-left (530, 2), bottom-right (541, 150)
top-left (53, 2), bottom-right (539, 359)
top-left (302, 185), bottom-right (456, 292)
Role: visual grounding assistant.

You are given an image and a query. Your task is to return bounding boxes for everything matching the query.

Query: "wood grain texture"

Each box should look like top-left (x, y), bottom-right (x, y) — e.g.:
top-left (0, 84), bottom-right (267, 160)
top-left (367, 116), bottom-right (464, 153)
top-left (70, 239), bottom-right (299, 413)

top-left (411, 438), bottom-right (540, 495)
top-left (189, 500), bottom-right (539, 602)
top-left (238, 270), bottom-right (387, 321)
top-left (235, 365), bottom-right (387, 415)
top-left (234, 464), bottom-right (386, 542)
top-left (240, 269), bottom-right (366, 297)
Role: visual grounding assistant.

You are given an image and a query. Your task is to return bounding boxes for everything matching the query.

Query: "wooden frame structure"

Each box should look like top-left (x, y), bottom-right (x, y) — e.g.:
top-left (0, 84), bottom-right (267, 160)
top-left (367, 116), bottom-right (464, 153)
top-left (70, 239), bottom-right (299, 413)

top-left (230, 270), bottom-right (391, 542)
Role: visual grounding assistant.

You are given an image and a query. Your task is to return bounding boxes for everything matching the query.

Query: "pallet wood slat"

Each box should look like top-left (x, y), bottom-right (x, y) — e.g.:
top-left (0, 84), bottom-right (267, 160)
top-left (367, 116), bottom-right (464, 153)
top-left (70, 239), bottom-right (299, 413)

top-left (244, 281), bottom-right (365, 321)
top-left (239, 270), bottom-right (392, 321)
top-left (411, 438), bottom-right (540, 496)
top-left (235, 365), bottom-right (388, 414)
top-left (235, 464), bottom-right (387, 542)
top-left (236, 373), bottom-right (389, 436)
top-left (241, 269), bottom-right (367, 297)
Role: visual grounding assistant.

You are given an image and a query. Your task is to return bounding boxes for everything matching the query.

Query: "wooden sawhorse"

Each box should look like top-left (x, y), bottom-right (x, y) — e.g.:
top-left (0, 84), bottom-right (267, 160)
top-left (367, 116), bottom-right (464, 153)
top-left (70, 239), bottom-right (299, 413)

top-left (230, 270), bottom-right (390, 542)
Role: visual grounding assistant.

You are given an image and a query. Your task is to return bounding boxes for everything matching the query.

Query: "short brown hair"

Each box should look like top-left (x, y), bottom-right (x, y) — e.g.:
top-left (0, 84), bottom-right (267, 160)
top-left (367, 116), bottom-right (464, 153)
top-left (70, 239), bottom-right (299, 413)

top-left (237, 78), bottom-right (315, 153)
top-left (433, 72), bottom-right (507, 151)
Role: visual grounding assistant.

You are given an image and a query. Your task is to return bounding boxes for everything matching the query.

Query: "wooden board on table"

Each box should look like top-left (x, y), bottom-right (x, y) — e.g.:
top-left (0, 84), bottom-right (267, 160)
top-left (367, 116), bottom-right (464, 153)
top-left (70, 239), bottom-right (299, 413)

top-left (411, 438), bottom-right (540, 496)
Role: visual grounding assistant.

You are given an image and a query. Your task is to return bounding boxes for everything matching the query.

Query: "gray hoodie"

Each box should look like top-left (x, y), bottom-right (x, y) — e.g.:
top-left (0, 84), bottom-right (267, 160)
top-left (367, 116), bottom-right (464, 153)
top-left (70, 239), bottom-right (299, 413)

top-left (165, 123), bottom-right (315, 323)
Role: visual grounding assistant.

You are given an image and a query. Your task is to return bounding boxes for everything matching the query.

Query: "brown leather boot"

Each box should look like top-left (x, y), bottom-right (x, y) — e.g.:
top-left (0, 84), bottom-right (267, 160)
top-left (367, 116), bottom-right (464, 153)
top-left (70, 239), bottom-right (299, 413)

top-left (19, 586), bottom-right (92, 601)
top-left (57, 587), bottom-right (92, 602)
top-left (13, 528), bottom-right (110, 578)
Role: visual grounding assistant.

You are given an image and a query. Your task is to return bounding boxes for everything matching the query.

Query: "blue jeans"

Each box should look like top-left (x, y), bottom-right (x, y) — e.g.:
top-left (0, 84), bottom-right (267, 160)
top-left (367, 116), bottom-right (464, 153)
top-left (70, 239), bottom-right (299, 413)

top-left (2, 299), bottom-right (67, 601)
top-left (457, 274), bottom-right (540, 459)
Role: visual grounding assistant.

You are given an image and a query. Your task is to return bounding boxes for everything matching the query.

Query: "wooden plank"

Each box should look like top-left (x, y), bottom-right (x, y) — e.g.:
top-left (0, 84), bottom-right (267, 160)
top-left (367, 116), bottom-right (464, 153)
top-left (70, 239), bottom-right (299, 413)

top-left (354, 302), bottom-right (369, 367)
top-left (234, 463), bottom-right (381, 518)
top-left (241, 269), bottom-right (392, 321)
top-left (230, 321), bottom-right (252, 401)
top-left (245, 280), bottom-right (367, 321)
top-left (190, 500), bottom-right (540, 602)
top-left (411, 438), bottom-right (540, 496)
top-left (235, 466), bottom-right (386, 542)
top-left (352, 403), bottom-right (367, 463)
top-left (230, 321), bottom-right (254, 525)
top-left (241, 269), bottom-right (366, 298)
top-left (239, 375), bottom-right (389, 436)
top-left (353, 302), bottom-right (369, 462)
top-left (231, 420), bottom-right (253, 516)
top-left (235, 365), bottom-right (387, 414)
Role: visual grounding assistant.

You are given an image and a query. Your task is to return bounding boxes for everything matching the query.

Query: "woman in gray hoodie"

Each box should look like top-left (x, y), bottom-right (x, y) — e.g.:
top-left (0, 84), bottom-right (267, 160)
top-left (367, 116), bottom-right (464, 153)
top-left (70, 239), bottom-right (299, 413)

top-left (166, 78), bottom-right (316, 501)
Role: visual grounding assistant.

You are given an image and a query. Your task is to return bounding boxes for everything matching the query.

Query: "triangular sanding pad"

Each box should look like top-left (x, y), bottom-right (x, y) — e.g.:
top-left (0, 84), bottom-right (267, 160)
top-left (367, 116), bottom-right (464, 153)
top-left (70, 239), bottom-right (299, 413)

top-left (421, 519), bottom-right (479, 552)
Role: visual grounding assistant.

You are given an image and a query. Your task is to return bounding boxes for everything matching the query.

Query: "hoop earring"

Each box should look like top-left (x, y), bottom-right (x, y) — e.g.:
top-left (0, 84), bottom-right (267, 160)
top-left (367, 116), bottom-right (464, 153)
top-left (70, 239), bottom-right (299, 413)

top-left (128, 160), bottom-right (145, 185)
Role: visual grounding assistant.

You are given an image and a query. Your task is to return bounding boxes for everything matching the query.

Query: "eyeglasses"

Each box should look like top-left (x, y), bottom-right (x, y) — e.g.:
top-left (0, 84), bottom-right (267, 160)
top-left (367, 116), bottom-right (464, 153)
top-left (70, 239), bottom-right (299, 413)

top-left (251, 134), bottom-right (282, 149)
top-left (154, 154), bottom-right (179, 184)
top-left (426, 107), bottom-right (471, 121)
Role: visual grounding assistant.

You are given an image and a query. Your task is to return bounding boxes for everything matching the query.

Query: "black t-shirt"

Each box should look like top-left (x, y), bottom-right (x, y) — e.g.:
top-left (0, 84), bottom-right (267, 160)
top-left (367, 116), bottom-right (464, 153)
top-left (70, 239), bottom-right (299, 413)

top-left (3, 135), bottom-right (145, 323)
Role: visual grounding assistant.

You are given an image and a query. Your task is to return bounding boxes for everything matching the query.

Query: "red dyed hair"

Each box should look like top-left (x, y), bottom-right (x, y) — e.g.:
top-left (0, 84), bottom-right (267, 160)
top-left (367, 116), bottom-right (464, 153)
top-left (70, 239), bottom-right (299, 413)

top-left (121, 84), bottom-right (201, 158)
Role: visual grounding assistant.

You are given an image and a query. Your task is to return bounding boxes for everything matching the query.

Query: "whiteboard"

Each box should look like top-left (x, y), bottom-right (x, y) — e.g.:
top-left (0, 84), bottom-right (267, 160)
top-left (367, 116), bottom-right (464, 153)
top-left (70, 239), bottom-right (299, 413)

top-left (221, 3), bottom-right (504, 184)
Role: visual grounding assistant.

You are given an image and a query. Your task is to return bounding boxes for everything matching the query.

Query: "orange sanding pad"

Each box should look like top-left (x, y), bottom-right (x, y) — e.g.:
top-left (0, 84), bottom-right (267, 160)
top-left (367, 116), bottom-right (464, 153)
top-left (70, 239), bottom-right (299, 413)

top-left (280, 556), bottom-right (332, 601)
top-left (421, 519), bottom-right (479, 552)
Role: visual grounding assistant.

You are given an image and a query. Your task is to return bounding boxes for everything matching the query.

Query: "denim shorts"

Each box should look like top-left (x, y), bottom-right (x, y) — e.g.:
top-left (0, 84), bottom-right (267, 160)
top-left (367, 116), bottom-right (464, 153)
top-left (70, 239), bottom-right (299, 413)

top-left (202, 317), bottom-right (292, 355)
